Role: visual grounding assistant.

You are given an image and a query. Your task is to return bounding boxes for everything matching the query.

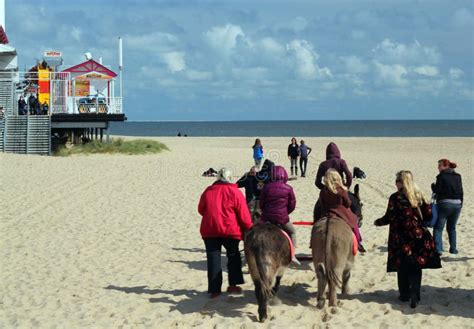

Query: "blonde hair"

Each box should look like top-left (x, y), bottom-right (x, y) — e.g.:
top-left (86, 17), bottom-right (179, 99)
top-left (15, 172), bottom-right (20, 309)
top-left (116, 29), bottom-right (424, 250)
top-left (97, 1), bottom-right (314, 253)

top-left (396, 170), bottom-right (426, 207)
top-left (217, 168), bottom-right (233, 183)
top-left (323, 169), bottom-right (347, 194)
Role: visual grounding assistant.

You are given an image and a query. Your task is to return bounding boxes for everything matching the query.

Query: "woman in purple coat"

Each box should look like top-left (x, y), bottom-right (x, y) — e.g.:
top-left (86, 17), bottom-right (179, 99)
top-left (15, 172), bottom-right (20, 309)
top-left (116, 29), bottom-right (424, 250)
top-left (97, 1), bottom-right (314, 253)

top-left (259, 165), bottom-right (299, 264)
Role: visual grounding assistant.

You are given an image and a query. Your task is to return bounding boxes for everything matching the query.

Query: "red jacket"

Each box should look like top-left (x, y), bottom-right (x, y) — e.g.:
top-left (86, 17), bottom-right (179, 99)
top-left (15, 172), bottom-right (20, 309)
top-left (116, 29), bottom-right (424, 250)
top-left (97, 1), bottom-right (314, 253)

top-left (198, 182), bottom-right (253, 240)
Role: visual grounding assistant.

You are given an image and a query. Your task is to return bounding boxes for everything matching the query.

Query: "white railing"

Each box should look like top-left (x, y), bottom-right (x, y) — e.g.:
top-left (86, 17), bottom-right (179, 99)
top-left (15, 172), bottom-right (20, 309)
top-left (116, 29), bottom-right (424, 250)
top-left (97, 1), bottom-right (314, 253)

top-left (0, 71), bottom-right (123, 115)
top-left (50, 96), bottom-right (122, 114)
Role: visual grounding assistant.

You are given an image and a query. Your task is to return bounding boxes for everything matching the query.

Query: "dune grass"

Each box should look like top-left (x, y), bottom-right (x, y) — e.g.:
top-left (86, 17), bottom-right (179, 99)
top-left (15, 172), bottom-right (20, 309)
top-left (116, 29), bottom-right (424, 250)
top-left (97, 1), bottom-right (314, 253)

top-left (54, 138), bottom-right (169, 156)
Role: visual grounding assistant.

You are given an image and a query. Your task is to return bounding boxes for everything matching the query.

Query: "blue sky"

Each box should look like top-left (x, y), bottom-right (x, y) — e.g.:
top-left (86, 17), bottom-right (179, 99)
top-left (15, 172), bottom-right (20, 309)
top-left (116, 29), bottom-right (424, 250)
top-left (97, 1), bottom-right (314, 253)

top-left (6, 0), bottom-right (474, 120)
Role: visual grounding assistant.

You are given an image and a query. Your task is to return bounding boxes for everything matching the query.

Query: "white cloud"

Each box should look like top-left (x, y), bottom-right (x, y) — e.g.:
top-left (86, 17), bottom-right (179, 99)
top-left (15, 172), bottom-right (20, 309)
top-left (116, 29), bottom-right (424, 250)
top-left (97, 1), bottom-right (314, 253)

top-left (372, 38), bottom-right (441, 65)
top-left (231, 67), bottom-right (268, 80)
top-left (260, 37), bottom-right (285, 57)
top-left (161, 52), bottom-right (186, 72)
top-left (70, 27), bottom-right (82, 42)
top-left (126, 32), bottom-right (180, 52)
top-left (290, 16), bottom-right (309, 32)
top-left (374, 61), bottom-right (408, 86)
top-left (413, 65), bottom-right (438, 77)
top-left (186, 70), bottom-right (212, 81)
top-left (341, 56), bottom-right (369, 74)
top-left (449, 68), bottom-right (464, 79)
top-left (204, 24), bottom-right (245, 52)
top-left (286, 39), bottom-right (332, 80)
top-left (453, 8), bottom-right (474, 28)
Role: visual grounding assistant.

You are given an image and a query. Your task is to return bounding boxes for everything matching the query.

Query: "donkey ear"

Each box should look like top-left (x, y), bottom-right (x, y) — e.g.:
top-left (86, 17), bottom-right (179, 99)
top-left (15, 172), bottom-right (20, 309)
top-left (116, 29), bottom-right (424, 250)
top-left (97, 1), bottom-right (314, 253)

top-left (354, 184), bottom-right (360, 199)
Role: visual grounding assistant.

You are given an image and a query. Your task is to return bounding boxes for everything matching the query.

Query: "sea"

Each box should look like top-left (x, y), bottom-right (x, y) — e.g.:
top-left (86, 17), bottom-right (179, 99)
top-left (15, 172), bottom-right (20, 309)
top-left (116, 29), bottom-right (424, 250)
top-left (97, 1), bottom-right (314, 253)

top-left (109, 120), bottom-right (474, 137)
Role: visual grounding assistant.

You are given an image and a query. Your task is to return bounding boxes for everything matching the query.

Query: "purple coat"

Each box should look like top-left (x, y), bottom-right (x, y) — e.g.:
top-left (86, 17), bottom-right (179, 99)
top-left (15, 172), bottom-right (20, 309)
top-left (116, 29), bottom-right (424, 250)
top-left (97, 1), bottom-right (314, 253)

top-left (260, 166), bottom-right (296, 225)
top-left (315, 142), bottom-right (352, 190)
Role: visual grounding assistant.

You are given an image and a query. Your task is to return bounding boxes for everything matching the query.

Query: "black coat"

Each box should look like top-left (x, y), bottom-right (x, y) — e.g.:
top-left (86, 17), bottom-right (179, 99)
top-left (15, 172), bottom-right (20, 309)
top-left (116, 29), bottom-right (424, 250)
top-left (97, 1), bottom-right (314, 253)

top-left (431, 169), bottom-right (463, 203)
top-left (287, 144), bottom-right (299, 158)
top-left (237, 174), bottom-right (259, 203)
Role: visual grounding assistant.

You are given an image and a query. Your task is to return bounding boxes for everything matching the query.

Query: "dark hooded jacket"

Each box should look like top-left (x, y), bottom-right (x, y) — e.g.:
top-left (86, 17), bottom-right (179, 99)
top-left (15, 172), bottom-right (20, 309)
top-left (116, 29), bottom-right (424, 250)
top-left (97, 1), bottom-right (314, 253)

top-left (237, 173), bottom-right (259, 203)
top-left (260, 166), bottom-right (296, 225)
top-left (431, 169), bottom-right (463, 203)
top-left (315, 142), bottom-right (352, 190)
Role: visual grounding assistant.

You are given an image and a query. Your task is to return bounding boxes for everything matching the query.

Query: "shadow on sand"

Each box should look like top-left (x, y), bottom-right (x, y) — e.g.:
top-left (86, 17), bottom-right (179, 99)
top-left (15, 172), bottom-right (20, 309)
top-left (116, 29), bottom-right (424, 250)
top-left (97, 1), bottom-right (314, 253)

top-left (346, 285), bottom-right (474, 319)
top-left (172, 247), bottom-right (206, 253)
top-left (104, 282), bottom-right (314, 321)
top-left (441, 256), bottom-right (474, 263)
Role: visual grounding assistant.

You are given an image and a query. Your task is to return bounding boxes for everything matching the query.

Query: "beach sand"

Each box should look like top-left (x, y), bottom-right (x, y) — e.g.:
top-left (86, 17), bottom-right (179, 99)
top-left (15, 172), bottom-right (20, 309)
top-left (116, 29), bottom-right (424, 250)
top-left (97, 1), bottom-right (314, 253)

top-left (1, 137), bottom-right (473, 328)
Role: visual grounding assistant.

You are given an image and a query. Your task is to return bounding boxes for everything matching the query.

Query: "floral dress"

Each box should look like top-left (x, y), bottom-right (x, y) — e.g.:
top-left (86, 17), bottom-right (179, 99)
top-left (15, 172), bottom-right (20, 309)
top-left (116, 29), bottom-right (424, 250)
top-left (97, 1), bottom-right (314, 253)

top-left (375, 191), bottom-right (441, 272)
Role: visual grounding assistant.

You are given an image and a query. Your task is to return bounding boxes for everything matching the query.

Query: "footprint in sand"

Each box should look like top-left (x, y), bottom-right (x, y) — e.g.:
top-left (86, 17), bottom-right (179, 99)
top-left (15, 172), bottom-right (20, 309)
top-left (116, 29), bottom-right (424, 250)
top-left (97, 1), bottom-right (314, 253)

top-left (322, 312), bottom-right (331, 323)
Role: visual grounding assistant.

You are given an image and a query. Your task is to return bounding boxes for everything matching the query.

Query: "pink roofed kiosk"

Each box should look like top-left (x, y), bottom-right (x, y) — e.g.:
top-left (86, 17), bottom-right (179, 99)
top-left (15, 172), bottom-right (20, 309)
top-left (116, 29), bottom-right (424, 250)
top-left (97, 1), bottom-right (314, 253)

top-left (61, 59), bottom-right (120, 114)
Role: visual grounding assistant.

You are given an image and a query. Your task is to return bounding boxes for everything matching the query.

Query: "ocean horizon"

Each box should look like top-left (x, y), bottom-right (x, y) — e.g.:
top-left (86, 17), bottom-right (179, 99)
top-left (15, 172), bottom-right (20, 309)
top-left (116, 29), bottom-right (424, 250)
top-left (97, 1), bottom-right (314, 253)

top-left (110, 120), bottom-right (474, 137)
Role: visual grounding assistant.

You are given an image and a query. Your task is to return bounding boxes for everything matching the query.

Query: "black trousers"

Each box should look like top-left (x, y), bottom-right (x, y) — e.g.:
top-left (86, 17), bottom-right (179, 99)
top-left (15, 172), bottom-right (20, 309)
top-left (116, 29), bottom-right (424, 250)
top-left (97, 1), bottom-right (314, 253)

top-left (204, 238), bottom-right (244, 294)
top-left (397, 265), bottom-right (422, 300)
top-left (299, 157), bottom-right (308, 176)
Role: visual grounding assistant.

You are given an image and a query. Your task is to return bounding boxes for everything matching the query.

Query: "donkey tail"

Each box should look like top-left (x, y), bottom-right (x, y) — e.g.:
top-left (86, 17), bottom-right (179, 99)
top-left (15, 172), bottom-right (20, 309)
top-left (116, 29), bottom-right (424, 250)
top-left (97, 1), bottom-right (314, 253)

top-left (324, 218), bottom-right (343, 288)
top-left (253, 247), bottom-right (273, 300)
top-left (316, 263), bottom-right (326, 280)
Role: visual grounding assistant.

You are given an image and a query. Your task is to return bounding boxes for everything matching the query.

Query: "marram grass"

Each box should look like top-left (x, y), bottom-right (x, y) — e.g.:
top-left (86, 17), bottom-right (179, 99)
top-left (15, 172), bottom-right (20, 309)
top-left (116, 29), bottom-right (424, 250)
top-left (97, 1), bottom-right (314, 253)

top-left (54, 138), bottom-right (169, 156)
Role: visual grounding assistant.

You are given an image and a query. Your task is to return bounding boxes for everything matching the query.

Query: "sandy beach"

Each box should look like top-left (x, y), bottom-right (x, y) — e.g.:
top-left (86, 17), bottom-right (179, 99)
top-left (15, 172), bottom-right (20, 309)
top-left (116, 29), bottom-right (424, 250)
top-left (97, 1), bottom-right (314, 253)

top-left (1, 137), bottom-right (473, 328)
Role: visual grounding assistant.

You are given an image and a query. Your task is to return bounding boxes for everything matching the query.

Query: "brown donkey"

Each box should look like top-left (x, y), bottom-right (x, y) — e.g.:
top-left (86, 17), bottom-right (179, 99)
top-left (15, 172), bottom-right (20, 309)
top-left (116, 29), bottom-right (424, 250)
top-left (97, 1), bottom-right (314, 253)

top-left (245, 223), bottom-right (291, 322)
top-left (311, 217), bottom-right (355, 308)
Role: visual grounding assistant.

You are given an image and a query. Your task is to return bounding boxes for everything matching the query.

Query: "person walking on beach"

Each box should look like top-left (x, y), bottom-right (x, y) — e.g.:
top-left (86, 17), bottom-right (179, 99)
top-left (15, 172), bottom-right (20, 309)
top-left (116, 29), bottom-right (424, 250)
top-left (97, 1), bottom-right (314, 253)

top-left (287, 137), bottom-right (299, 177)
top-left (237, 166), bottom-right (262, 223)
top-left (259, 165), bottom-right (300, 265)
top-left (315, 142), bottom-right (352, 190)
top-left (298, 140), bottom-right (312, 177)
top-left (319, 169), bottom-right (365, 252)
top-left (198, 168), bottom-right (253, 298)
top-left (431, 159), bottom-right (463, 255)
top-left (252, 138), bottom-right (264, 169)
top-left (374, 170), bottom-right (441, 308)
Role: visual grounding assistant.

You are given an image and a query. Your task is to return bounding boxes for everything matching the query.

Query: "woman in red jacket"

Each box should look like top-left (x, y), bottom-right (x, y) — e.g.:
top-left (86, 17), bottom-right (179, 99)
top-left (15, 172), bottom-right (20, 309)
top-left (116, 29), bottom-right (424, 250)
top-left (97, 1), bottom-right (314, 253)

top-left (198, 168), bottom-right (253, 298)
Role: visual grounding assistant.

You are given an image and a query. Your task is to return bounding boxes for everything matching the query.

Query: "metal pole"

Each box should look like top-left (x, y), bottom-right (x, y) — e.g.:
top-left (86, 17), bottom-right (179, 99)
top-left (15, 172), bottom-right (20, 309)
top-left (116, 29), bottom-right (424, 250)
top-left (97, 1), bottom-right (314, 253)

top-left (118, 37), bottom-right (123, 110)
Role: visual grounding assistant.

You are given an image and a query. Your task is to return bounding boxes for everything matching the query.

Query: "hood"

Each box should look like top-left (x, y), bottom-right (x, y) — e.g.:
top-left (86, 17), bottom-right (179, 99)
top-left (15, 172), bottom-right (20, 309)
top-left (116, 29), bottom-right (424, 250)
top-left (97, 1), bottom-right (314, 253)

top-left (262, 159), bottom-right (275, 171)
top-left (271, 165), bottom-right (288, 183)
top-left (441, 168), bottom-right (455, 174)
top-left (326, 142), bottom-right (341, 160)
top-left (257, 159), bottom-right (275, 180)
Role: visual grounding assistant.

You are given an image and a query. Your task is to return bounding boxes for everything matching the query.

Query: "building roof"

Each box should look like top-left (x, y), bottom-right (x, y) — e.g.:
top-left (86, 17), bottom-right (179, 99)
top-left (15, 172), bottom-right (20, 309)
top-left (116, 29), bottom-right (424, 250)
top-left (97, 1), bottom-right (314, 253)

top-left (0, 25), bottom-right (8, 44)
top-left (61, 59), bottom-right (117, 77)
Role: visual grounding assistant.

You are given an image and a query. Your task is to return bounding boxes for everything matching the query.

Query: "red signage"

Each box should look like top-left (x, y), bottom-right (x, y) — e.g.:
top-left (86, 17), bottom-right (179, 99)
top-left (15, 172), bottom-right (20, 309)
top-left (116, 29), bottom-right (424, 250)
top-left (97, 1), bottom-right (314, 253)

top-left (44, 51), bottom-right (62, 57)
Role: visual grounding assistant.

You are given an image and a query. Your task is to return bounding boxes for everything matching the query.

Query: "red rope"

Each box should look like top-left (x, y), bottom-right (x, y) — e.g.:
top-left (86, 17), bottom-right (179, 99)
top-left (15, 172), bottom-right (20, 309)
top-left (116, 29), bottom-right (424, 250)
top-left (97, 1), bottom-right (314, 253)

top-left (293, 221), bottom-right (313, 226)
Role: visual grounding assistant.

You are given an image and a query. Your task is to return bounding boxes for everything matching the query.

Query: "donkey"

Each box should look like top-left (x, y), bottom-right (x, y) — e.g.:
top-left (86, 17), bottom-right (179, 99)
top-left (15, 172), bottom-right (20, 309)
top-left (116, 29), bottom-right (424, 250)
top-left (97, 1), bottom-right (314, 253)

top-left (311, 184), bottom-right (362, 308)
top-left (245, 223), bottom-right (291, 322)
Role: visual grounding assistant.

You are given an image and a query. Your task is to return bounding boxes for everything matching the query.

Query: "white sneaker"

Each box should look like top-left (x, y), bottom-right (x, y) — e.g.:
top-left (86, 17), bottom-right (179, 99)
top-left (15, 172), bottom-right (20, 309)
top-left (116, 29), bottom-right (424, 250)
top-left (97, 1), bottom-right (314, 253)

top-left (291, 256), bottom-right (301, 266)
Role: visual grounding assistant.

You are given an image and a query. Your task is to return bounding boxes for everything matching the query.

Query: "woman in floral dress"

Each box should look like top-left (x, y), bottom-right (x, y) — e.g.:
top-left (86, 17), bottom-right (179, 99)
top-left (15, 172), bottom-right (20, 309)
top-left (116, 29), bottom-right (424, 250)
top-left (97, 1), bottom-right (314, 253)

top-left (374, 170), bottom-right (441, 308)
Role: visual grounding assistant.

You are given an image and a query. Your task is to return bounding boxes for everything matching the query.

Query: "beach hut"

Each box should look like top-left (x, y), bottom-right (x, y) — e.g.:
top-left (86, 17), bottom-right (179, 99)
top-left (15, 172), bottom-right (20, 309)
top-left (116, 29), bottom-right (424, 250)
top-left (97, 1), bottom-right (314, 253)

top-left (61, 59), bottom-right (119, 114)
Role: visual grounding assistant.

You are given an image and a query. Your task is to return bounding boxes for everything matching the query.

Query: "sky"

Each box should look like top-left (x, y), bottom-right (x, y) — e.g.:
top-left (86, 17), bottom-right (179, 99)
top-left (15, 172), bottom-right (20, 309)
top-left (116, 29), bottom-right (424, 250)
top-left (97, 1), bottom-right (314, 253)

top-left (6, 0), bottom-right (474, 121)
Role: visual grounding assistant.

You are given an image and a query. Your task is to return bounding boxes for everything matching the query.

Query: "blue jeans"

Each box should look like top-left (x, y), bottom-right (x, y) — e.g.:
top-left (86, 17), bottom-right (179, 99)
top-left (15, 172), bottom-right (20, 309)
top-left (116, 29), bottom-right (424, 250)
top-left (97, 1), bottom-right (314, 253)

top-left (433, 202), bottom-right (462, 253)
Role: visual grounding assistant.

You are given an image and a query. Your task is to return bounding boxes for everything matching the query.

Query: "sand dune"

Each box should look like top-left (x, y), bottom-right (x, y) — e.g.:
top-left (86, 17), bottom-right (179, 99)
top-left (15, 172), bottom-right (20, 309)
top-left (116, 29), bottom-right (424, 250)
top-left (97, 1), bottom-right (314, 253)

top-left (1, 137), bottom-right (473, 328)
